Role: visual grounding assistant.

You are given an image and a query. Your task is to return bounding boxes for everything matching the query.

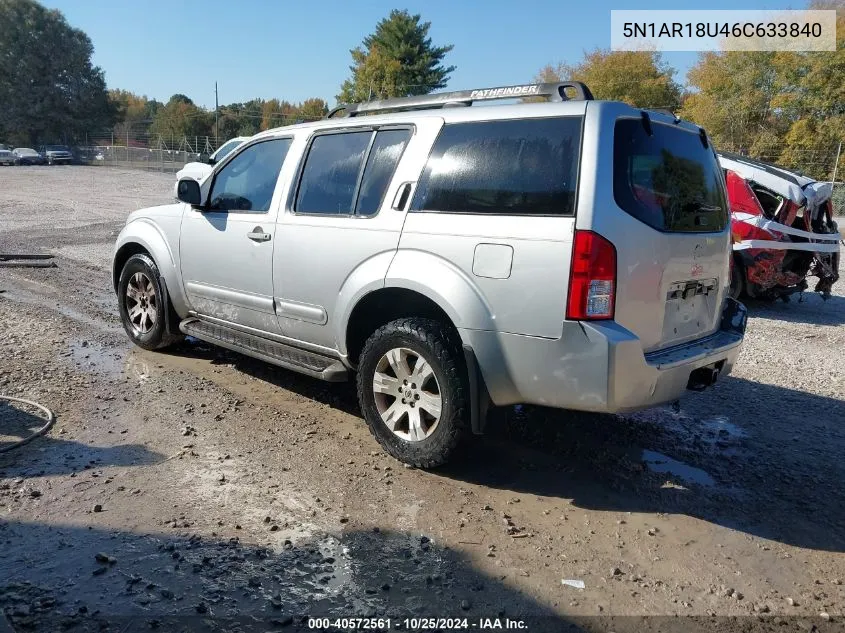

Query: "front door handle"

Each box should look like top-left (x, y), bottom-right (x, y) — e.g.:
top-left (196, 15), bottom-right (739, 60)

top-left (247, 228), bottom-right (271, 242)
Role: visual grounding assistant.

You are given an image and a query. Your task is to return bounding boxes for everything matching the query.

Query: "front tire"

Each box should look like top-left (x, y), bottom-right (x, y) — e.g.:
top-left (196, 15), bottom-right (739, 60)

top-left (117, 253), bottom-right (179, 350)
top-left (357, 318), bottom-right (469, 468)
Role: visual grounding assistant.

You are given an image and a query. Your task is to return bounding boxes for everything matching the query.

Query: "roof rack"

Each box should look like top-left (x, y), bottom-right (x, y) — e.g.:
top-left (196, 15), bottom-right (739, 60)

top-left (326, 81), bottom-right (594, 119)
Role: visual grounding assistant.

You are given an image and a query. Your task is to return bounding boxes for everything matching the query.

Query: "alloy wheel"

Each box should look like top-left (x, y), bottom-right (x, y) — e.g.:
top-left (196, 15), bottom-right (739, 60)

top-left (372, 347), bottom-right (442, 442)
top-left (125, 272), bottom-right (158, 335)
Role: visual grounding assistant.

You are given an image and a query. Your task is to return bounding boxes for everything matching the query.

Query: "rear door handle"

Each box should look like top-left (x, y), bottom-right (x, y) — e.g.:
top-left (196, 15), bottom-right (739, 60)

top-left (247, 229), bottom-right (271, 242)
top-left (392, 182), bottom-right (414, 211)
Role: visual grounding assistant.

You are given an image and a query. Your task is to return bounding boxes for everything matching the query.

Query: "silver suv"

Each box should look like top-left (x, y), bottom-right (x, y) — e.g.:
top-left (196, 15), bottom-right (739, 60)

top-left (112, 82), bottom-right (746, 467)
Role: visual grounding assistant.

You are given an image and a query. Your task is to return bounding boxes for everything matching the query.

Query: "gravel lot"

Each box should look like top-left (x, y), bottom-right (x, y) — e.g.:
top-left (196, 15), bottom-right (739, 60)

top-left (1, 166), bottom-right (844, 632)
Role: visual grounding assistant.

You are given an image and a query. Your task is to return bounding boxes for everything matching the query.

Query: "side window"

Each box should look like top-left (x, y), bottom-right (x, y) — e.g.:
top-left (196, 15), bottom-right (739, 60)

top-left (212, 138), bottom-right (243, 162)
top-left (208, 138), bottom-right (291, 213)
top-left (356, 129), bottom-right (412, 216)
top-left (295, 128), bottom-right (411, 216)
top-left (295, 131), bottom-right (371, 214)
top-left (412, 117), bottom-right (582, 216)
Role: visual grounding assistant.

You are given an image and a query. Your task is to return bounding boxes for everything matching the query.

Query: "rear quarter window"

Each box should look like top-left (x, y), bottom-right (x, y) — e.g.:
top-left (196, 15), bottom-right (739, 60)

top-left (412, 117), bottom-right (582, 216)
top-left (613, 118), bottom-right (728, 233)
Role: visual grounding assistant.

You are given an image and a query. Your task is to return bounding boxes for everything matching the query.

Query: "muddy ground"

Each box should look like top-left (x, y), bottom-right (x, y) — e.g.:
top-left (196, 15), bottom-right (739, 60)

top-left (0, 166), bottom-right (844, 632)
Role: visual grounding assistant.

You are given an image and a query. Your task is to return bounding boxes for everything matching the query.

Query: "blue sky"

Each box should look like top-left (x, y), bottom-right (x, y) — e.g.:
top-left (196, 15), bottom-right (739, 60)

top-left (43, 0), bottom-right (803, 109)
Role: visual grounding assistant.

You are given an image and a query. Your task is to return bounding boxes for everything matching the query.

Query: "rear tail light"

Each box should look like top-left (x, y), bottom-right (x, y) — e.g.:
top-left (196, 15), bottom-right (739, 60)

top-left (566, 230), bottom-right (617, 320)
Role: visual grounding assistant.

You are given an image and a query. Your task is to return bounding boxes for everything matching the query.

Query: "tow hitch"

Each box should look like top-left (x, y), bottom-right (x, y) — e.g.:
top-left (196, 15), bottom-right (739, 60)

top-left (687, 361), bottom-right (725, 391)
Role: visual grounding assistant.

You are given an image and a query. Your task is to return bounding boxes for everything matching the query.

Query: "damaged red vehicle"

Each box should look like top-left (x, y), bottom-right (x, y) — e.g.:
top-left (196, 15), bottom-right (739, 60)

top-left (719, 152), bottom-right (841, 301)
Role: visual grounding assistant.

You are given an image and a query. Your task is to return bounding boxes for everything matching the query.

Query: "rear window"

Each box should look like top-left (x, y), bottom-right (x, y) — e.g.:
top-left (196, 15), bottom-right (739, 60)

top-left (613, 119), bottom-right (727, 232)
top-left (295, 128), bottom-right (411, 216)
top-left (296, 131), bottom-right (372, 214)
top-left (412, 117), bottom-right (582, 216)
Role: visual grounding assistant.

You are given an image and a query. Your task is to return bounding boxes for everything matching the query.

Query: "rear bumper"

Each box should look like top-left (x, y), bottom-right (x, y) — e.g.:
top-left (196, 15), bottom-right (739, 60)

top-left (462, 298), bottom-right (747, 413)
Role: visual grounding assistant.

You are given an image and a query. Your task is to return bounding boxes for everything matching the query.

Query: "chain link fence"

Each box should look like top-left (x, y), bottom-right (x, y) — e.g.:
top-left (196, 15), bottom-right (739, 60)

top-left (74, 145), bottom-right (199, 174)
top-left (831, 182), bottom-right (845, 218)
top-left (69, 135), bottom-right (223, 173)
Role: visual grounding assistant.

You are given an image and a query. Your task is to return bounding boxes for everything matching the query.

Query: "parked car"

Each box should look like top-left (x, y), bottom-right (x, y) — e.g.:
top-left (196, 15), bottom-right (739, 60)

top-left (0, 149), bottom-right (15, 166)
top-left (75, 148), bottom-right (106, 164)
top-left (720, 152), bottom-right (841, 300)
top-left (39, 144), bottom-right (73, 165)
top-left (12, 147), bottom-right (46, 165)
top-left (113, 82), bottom-right (746, 467)
top-left (175, 136), bottom-right (249, 184)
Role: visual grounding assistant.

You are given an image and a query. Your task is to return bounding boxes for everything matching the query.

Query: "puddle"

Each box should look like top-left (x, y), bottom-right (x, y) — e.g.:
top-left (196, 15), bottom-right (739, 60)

top-left (628, 407), bottom-right (748, 456)
top-left (62, 340), bottom-right (159, 386)
top-left (124, 354), bottom-right (153, 384)
top-left (299, 536), bottom-right (359, 605)
top-left (641, 449), bottom-right (715, 487)
top-left (66, 339), bottom-right (126, 376)
top-left (0, 524), bottom-right (463, 626)
top-left (700, 415), bottom-right (747, 445)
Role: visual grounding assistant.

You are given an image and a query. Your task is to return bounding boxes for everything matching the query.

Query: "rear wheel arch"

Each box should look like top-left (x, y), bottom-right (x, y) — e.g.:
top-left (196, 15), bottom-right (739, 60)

top-left (345, 287), bottom-right (459, 367)
top-left (346, 287), bottom-right (495, 438)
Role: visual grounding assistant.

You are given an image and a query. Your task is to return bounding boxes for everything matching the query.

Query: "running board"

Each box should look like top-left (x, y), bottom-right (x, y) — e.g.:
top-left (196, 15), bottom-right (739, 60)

top-left (179, 318), bottom-right (348, 382)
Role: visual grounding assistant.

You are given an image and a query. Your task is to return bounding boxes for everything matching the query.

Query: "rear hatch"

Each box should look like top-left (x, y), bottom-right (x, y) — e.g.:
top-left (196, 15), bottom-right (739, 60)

top-left (610, 115), bottom-right (730, 352)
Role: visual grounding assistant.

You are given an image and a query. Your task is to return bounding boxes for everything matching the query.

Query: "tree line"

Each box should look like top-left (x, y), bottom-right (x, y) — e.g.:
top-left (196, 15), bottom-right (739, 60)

top-left (106, 91), bottom-right (330, 148)
top-left (1, 0), bottom-right (842, 179)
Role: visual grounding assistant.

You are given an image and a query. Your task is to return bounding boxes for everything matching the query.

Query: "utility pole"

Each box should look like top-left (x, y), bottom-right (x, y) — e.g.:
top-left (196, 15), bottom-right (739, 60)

top-left (214, 81), bottom-right (219, 147)
top-left (832, 140), bottom-right (842, 184)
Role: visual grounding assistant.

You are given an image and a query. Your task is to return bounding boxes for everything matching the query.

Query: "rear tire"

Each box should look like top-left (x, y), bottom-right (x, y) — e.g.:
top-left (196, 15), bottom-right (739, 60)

top-left (356, 318), bottom-right (469, 468)
top-left (117, 253), bottom-right (181, 351)
top-left (729, 256), bottom-right (745, 300)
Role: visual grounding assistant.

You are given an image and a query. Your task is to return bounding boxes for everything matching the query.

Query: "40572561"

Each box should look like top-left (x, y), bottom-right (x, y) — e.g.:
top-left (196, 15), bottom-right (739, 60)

top-left (307, 617), bottom-right (391, 630)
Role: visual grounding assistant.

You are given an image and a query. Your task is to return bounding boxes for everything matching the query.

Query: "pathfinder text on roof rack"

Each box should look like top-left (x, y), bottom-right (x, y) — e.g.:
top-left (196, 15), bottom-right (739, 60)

top-left (325, 81), bottom-right (595, 118)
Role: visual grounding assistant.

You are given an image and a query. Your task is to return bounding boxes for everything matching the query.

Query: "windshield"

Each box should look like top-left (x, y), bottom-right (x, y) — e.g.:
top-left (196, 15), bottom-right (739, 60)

top-left (613, 118), bottom-right (728, 233)
top-left (14, 148), bottom-right (37, 155)
top-left (46, 145), bottom-right (70, 151)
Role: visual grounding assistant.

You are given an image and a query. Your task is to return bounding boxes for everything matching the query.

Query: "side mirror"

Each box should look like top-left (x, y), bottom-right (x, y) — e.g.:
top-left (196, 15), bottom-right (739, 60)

top-left (176, 178), bottom-right (202, 206)
top-left (199, 152), bottom-right (211, 164)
